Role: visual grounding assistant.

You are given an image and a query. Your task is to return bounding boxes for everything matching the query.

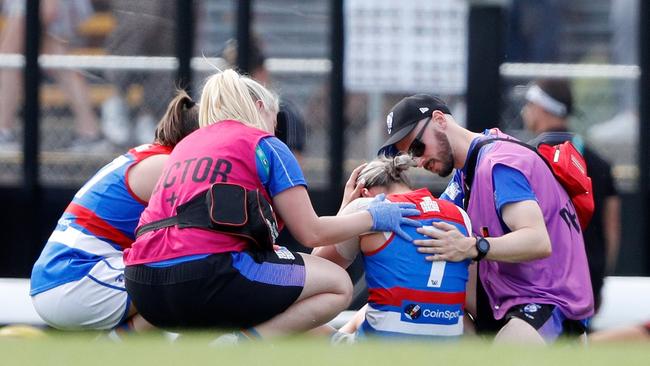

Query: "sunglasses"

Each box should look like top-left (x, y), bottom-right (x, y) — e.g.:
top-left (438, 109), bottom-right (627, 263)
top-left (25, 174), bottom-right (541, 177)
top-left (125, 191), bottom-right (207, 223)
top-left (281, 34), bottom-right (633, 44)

top-left (407, 117), bottom-right (432, 157)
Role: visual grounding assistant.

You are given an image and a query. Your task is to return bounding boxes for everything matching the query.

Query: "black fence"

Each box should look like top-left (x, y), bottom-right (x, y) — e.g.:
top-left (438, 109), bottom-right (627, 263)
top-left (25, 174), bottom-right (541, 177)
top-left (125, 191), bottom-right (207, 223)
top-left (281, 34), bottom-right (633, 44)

top-left (1, 0), bottom-right (648, 277)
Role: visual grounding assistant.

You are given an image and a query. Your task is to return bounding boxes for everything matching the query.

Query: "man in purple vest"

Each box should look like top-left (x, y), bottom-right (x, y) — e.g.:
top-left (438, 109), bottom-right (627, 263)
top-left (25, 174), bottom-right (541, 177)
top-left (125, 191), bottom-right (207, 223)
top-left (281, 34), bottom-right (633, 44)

top-left (378, 94), bottom-right (594, 344)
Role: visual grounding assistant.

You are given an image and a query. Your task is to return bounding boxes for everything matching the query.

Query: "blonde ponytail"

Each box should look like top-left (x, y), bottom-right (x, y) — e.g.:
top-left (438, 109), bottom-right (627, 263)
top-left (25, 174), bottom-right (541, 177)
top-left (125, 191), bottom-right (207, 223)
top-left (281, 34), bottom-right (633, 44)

top-left (199, 69), bottom-right (279, 132)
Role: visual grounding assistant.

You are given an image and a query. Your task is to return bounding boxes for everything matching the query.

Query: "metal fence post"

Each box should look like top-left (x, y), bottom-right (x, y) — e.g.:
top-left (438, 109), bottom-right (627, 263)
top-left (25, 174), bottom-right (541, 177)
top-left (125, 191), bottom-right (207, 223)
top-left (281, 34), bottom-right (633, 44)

top-left (236, 0), bottom-right (252, 74)
top-left (176, 0), bottom-right (195, 93)
top-left (329, 0), bottom-right (345, 195)
top-left (639, 0), bottom-right (650, 275)
top-left (466, 1), bottom-right (506, 132)
top-left (24, 0), bottom-right (40, 197)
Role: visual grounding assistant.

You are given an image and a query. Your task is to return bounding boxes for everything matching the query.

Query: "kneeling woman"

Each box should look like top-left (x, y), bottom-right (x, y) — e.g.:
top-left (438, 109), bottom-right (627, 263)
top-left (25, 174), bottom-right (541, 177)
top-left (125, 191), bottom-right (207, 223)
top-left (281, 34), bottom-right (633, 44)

top-left (30, 91), bottom-right (199, 331)
top-left (314, 155), bottom-right (476, 340)
top-left (123, 69), bottom-right (420, 338)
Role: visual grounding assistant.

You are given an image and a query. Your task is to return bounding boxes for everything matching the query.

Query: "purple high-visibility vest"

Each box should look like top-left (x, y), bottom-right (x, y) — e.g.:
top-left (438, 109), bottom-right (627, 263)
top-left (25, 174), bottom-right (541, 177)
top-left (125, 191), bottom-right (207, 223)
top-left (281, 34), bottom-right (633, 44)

top-left (464, 130), bottom-right (593, 320)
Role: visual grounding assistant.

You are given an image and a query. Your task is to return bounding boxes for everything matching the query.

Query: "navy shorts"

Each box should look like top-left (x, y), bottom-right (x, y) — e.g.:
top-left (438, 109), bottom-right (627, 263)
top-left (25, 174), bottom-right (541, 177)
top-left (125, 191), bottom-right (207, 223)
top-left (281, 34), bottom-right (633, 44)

top-left (125, 248), bottom-right (305, 329)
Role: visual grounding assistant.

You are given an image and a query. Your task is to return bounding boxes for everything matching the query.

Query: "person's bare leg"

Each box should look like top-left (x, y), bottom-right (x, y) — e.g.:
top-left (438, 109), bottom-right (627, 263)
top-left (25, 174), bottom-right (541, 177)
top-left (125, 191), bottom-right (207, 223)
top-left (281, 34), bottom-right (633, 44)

top-left (465, 262), bottom-right (477, 317)
top-left (494, 318), bottom-right (546, 345)
top-left (463, 263), bottom-right (478, 336)
top-left (43, 37), bottom-right (100, 139)
top-left (56, 68), bottom-right (101, 138)
top-left (124, 304), bottom-right (155, 332)
top-left (306, 324), bottom-right (338, 337)
top-left (252, 253), bottom-right (353, 338)
top-left (463, 314), bottom-right (477, 336)
top-left (0, 15), bottom-right (25, 132)
top-left (128, 314), bottom-right (154, 332)
top-left (338, 304), bottom-right (367, 334)
top-left (590, 325), bottom-right (650, 343)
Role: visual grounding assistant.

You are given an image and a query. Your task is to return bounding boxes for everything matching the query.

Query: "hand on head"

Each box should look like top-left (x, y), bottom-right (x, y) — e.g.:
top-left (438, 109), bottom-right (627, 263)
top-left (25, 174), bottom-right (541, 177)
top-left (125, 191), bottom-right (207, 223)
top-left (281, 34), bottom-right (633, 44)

top-left (339, 163), bottom-right (367, 212)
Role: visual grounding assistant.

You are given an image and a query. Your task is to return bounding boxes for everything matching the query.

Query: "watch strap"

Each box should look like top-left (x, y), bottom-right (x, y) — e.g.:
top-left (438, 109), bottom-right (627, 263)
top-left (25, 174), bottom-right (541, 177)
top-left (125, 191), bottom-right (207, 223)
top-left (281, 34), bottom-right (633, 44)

top-left (474, 236), bottom-right (489, 261)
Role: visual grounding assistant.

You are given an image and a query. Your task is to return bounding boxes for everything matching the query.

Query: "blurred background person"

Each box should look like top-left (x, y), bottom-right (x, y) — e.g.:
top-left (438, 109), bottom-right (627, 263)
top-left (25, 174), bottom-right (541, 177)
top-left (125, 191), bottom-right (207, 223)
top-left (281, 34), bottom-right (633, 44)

top-left (101, 0), bottom-right (181, 148)
top-left (505, 0), bottom-right (563, 62)
top-left (522, 78), bottom-right (621, 313)
top-left (276, 99), bottom-right (306, 166)
top-left (0, 0), bottom-right (106, 152)
top-left (221, 37), bottom-right (306, 163)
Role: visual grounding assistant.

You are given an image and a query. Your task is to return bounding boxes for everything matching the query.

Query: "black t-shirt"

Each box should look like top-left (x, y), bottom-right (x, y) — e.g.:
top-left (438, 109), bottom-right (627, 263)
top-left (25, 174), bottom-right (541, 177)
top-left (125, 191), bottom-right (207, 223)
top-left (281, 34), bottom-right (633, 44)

top-left (527, 130), bottom-right (618, 303)
top-left (582, 146), bottom-right (618, 280)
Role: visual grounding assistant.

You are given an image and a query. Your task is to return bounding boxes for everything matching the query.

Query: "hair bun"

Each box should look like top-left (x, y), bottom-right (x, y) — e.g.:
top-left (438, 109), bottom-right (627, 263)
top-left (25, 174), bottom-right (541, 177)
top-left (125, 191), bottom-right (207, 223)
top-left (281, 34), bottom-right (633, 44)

top-left (183, 97), bottom-right (196, 109)
top-left (392, 154), bottom-right (416, 172)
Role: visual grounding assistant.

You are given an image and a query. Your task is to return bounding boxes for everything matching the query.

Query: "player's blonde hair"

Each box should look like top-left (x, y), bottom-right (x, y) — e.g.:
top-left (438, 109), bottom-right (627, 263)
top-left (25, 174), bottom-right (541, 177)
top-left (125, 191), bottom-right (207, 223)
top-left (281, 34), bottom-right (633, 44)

top-left (357, 154), bottom-right (417, 190)
top-left (199, 69), bottom-right (279, 133)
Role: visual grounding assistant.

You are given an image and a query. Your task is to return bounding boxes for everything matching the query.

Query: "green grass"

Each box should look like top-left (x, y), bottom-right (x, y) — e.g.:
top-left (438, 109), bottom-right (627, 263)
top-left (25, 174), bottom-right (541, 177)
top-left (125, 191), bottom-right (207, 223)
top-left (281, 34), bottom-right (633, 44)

top-left (1, 331), bottom-right (649, 366)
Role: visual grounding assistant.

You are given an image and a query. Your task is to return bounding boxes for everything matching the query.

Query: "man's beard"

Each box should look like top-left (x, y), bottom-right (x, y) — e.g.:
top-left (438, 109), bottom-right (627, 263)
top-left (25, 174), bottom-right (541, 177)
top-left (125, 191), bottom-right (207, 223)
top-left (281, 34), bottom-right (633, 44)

top-left (434, 129), bottom-right (454, 177)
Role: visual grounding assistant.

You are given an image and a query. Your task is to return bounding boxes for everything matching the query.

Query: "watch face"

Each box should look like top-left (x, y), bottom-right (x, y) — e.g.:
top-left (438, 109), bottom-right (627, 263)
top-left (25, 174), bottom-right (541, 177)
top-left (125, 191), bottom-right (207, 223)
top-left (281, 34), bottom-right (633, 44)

top-left (478, 238), bottom-right (490, 252)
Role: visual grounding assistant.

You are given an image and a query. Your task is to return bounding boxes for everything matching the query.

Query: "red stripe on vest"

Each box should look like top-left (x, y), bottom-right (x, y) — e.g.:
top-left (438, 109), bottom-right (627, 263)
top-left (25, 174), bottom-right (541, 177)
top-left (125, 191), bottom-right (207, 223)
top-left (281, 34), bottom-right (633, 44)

top-left (368, 287), bottom-right (466, 307)
top-left (66, 203), bottom-right (134, 249)
top-left (128, 144), bottom-right (173, 160)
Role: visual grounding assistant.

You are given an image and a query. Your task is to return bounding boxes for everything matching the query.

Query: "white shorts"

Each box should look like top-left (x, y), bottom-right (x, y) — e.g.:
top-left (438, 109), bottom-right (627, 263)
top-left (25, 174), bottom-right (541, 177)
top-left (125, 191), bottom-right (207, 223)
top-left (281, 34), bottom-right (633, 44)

top-left (31, 256), bottom-right (130, 330)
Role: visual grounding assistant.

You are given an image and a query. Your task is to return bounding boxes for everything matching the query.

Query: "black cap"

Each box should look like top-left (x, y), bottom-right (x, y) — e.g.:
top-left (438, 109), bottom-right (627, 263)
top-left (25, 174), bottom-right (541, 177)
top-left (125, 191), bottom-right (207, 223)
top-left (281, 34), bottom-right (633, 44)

top-left (378, 94), bottom-right (451, 156)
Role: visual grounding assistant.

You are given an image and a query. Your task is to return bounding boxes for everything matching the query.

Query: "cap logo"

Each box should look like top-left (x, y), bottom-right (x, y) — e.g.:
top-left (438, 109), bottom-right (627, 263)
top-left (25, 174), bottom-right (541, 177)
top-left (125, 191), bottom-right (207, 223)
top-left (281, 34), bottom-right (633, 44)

top-left (419, 107), bottom-right (429, 114)
top-left (386, 112), bottom-right (393, 135)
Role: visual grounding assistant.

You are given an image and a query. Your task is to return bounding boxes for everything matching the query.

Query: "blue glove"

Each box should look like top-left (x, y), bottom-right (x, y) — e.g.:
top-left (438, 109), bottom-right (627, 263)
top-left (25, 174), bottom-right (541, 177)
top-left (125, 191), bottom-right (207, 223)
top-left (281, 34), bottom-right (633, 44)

top-left (366, 193), bottom-right (422, 242)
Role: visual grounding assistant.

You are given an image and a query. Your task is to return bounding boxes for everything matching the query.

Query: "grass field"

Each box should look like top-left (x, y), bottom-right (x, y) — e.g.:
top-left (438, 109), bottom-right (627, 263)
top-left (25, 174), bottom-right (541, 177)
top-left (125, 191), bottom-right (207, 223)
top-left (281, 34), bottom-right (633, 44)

top-left (1, 331), bottom-right (649, 366)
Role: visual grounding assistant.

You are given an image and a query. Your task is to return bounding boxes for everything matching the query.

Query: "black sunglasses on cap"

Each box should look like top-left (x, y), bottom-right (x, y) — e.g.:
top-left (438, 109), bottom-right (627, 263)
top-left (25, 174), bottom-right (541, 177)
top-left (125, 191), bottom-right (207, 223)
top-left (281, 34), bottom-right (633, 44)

top-left (406, 117), bottom-right (431, 157)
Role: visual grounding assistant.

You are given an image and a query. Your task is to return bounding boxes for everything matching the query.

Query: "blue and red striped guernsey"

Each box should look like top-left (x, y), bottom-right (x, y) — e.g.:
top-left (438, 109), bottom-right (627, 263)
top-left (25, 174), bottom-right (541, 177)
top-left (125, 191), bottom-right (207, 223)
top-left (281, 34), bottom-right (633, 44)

top-left (30, 144), bottom-right (172, 296)
top-left (360, 188), bottom-right (472, 339)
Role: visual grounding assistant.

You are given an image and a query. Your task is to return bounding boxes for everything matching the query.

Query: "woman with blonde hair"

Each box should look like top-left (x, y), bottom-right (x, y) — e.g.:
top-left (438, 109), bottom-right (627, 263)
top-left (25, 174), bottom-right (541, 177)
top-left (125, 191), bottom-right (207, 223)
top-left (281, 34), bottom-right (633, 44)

top-left (314, 155), bottom-right (475, 341)
top-left (123, 69), bottom-right (420, 339)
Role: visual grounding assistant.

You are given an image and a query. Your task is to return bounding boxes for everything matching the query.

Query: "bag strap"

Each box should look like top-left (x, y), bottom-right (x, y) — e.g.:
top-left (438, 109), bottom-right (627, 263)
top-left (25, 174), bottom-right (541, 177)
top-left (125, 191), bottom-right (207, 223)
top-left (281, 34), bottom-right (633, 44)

top-left (136, 216), bottom-right (180, 237)
top-left (135, 191), bottom-right (208, 237)
top-left (463, 137), bottom-right (548, 209)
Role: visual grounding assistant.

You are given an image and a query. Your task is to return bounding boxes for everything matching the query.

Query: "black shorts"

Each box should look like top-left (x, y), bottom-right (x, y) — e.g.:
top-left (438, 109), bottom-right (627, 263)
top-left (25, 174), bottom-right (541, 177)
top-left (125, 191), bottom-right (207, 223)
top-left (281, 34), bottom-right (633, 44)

top-left (474, 272), bottom-right (588, 340)
top-left (125, 248), bottom-right (305, 330)
top-left (505, 303), bottom-right (588, 341)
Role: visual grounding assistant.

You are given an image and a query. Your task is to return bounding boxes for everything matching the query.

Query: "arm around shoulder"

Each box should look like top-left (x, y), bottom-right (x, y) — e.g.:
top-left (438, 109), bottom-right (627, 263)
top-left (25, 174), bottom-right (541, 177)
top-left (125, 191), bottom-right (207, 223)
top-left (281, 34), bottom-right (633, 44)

top-left (272, 185), bottom-right (373, 248)
top-left (311, 198), bottom-right (370, 268)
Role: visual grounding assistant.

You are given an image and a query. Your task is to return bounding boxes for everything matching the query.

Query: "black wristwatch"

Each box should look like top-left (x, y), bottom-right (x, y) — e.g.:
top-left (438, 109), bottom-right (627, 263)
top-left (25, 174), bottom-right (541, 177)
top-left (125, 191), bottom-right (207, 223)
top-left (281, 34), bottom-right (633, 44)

top-left (474, 236), bottom-right (490, 261)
